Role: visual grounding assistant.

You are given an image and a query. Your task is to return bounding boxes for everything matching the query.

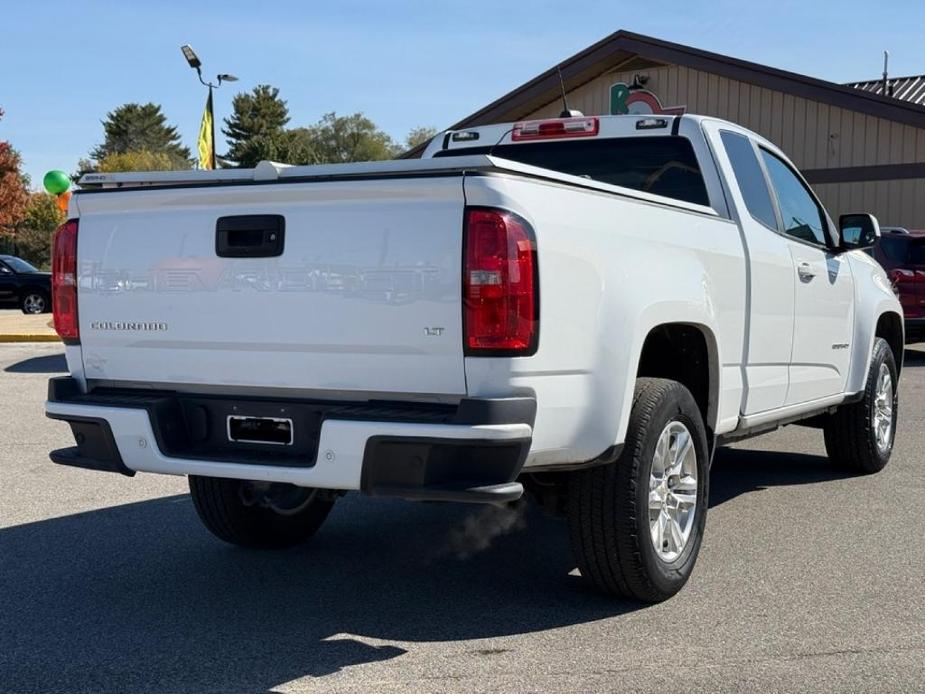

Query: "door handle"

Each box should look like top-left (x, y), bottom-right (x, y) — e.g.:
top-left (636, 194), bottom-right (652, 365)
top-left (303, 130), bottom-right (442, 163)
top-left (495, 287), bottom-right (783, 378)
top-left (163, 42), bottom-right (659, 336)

top-left (797, 262), bottom-right (816, 280)
top-left (216, 215), bottom-right (285, 258)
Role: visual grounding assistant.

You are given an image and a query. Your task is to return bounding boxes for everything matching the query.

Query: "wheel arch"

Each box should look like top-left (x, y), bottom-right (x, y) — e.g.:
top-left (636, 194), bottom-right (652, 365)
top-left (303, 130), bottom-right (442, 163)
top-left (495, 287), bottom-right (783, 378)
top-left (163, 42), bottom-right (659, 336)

top-left (845, 252), bottom-right (905, 393)
top-left (875, 311), bottom-right (904, 376)
top-left (846, 307), bottom-right (904, 393)
top-left (19, 284), bottom-right (50, 298)
top-left (626, 320), bottom-right (721, 441)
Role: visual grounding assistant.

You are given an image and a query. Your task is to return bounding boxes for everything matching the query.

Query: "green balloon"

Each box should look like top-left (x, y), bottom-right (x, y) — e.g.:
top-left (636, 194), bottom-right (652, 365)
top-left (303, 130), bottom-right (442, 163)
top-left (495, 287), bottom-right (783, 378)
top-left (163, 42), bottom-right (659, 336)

top-left (43, 170), bottom-right (70, 195)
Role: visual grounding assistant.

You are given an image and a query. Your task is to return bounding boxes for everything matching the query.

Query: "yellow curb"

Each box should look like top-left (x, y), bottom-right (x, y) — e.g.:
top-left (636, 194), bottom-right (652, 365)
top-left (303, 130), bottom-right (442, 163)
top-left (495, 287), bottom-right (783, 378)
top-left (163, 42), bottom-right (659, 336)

top-left (0, 334), bottom-right (61, 343)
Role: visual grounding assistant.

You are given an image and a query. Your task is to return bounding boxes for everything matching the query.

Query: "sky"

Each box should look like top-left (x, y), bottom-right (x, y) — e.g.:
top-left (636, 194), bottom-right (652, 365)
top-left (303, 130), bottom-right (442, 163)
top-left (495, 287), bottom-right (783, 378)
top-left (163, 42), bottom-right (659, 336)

top-left (2, 0), bottom-right (923, 188)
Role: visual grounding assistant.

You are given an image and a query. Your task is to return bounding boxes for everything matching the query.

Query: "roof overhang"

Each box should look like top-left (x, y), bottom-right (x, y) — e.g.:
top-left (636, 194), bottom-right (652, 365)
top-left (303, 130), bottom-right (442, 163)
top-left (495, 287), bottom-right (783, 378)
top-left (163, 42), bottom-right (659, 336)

top-left (401, 30), bottom-right (925, 158)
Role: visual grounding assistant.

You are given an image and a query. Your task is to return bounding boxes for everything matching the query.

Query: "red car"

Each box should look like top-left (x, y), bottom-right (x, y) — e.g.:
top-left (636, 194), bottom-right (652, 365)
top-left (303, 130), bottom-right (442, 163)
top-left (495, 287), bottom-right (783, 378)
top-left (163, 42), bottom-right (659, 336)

top-left (870, 228), bottom-right (925, 343)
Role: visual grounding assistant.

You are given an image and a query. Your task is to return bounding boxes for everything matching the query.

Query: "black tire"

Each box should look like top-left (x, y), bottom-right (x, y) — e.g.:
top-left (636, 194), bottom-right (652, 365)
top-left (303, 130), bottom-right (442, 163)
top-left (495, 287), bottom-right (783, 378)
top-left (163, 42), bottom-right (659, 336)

top-left (823, 337), bottom-right (898, 474)
top-left (188, 476), bottom-right (335, 549)
top-left (20, 289), bottom-right (50, 314)
top-left (567, 378), bottom-right (709, 602)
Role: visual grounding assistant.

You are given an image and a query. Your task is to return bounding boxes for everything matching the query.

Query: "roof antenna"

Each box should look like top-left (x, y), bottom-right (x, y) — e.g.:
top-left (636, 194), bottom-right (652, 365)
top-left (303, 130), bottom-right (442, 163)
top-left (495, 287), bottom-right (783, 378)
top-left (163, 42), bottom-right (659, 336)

top-left (882, 50), bottom-right (891, 97)
top-left (557, 65), bottom-right (583, 118)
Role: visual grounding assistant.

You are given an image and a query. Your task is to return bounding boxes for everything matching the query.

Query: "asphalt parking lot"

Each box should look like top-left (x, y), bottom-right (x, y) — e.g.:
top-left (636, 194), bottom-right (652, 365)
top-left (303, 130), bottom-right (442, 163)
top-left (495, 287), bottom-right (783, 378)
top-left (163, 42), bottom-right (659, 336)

top-left (1, 342), bottom-right (924, 693)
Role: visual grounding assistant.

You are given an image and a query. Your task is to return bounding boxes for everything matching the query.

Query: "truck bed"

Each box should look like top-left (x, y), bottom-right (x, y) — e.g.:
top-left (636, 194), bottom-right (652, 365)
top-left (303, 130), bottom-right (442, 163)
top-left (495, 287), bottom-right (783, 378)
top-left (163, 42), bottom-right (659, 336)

top-left (73, 155), bottom-right (719, 399)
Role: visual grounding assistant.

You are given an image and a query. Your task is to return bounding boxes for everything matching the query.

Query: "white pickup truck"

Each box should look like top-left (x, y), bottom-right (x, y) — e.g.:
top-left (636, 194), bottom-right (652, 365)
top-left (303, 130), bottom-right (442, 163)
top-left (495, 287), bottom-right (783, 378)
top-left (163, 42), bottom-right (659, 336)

top-left (46, 113), bottom-right (903, 602)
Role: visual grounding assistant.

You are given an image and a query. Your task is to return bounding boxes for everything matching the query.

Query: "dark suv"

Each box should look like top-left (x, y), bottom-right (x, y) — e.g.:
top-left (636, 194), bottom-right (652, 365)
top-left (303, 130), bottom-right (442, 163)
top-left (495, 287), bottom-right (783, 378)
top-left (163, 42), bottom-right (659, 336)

top-left (0, 255), bottom-right (52, 314)
top-left (870, 228), bottom-right (924, 343)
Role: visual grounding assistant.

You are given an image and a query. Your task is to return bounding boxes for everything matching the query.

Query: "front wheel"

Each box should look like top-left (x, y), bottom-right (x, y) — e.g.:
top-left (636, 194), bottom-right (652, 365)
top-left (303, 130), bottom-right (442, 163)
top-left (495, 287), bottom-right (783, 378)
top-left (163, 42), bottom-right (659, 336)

top-left (567, 378), bottom-right (709, 602)
top-left (188, 476), bottom-right (336, 548)
top-left (823, 337), bottom-right (898, 474)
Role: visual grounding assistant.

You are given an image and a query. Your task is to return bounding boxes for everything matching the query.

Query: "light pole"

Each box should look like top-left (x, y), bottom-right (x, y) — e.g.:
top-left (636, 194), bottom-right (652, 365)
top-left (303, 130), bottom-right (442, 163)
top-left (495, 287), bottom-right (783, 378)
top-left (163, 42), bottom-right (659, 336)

top-left (180, 44), bottom-right (237, 169)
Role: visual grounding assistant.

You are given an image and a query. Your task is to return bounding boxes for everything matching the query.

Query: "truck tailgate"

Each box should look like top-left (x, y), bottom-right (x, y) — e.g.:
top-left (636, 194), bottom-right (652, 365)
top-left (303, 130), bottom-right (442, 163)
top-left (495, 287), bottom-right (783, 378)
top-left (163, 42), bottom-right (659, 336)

top-left (74, 177), bottom-right (467, 395)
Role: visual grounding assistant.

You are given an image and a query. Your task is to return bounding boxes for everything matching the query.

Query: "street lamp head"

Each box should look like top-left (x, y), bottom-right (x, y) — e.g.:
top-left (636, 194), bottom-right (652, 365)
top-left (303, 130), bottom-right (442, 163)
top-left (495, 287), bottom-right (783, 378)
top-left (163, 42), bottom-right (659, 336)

top-left (180, 44), bottom-right (201, 69)
top-left (217, 73), bottom-right (238, 83)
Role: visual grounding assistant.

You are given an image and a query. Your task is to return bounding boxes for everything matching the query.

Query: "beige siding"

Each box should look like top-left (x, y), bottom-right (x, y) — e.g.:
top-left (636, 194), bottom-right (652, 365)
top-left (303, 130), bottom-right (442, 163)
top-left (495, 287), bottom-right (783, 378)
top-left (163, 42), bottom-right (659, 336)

top-left (813, 179), bottom-right (925, 228)
top-left (523, 63), bottom-right (925, 227)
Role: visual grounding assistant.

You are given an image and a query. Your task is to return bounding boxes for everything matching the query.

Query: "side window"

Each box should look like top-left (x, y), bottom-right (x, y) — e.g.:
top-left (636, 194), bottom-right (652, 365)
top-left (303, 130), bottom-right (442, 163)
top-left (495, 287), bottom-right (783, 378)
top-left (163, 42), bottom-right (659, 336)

top-left (879, 237), bottom-right (909, 263)
top-left (911, 240), bottom-right (925, 265)
top-left (759, 150), bottom-right (827, 246)
top-left (720, 131), bottom-right (777, 229)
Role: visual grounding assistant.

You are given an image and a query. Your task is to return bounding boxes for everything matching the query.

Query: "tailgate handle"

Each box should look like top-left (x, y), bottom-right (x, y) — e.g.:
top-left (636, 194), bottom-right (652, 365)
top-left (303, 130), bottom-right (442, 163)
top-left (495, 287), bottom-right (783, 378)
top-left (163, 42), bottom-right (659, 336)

top-left (216, 215), bottom-right (285, 258)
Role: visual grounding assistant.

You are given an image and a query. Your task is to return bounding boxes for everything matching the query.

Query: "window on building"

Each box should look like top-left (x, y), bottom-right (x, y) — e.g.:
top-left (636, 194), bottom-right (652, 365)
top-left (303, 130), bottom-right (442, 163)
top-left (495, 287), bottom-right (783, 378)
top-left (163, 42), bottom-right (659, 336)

top-left (719, 131), bottom-right (777, 230)
top-left (435, 136), bottom-right (710, 206)
top-left (759, 149), bottom-right (828, 246)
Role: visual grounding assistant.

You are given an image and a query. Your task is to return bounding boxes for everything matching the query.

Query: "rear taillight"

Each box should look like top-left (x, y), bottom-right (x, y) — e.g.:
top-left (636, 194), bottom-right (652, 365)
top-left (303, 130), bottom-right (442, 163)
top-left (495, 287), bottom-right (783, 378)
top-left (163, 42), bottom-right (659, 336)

top-left (52, 219), bottom-right (79, 342)
top-left (511, 116), bottom-right (599, 141)
top-left (463, 208), bottom-right (538, 355)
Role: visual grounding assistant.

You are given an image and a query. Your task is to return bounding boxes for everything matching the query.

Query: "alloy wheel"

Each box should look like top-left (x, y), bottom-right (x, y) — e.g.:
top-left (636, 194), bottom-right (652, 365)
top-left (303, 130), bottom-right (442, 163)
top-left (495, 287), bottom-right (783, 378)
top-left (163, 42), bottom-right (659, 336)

top-left (648, 421), bottom-right (698, 562)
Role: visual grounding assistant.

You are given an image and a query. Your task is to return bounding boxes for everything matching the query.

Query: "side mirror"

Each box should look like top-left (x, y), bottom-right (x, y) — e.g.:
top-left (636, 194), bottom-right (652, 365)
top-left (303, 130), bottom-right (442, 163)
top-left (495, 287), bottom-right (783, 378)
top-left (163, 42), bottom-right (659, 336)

top-left (839, 213), bottom-right (880, 250)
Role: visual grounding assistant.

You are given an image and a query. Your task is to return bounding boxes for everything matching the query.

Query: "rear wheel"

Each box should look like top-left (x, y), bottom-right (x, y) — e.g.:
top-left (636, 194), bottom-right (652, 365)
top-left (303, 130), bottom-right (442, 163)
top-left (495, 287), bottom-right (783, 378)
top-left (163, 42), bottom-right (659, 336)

top-left (567, 378), bottom-right (709, 602)
top-left (188, 476), bottom-right (336, 548)
top-left (21, 290), bottom-right (49, 314)
top-left (823, 337), bottom-right (898, 474)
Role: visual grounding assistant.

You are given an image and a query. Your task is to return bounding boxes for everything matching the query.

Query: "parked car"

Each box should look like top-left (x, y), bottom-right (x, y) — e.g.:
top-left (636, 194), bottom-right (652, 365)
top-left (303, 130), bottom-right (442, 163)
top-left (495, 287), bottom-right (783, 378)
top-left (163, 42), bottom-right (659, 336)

top-left (869, 228), bottom-right (924, 342)
top-left (45, 113), bottom-right (903, 603)
top-left (0, 255), bottom-right (51, 314)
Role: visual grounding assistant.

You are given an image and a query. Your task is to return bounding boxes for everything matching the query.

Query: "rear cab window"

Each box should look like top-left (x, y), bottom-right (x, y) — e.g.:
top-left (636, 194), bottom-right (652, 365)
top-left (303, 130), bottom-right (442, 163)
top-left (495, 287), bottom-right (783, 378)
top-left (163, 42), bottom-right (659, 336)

top-left (434, 136), bottom-right (710, 207)
top-left (719, 131), bottom-right (777, 230)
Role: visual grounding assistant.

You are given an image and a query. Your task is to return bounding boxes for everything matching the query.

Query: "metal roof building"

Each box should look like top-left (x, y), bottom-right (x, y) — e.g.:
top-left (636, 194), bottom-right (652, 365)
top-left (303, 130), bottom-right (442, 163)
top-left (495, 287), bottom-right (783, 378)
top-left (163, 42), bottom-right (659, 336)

top-left (410, 31), bottom-right (925, 228)
top-left (848, 75), bottom-right (925, 106)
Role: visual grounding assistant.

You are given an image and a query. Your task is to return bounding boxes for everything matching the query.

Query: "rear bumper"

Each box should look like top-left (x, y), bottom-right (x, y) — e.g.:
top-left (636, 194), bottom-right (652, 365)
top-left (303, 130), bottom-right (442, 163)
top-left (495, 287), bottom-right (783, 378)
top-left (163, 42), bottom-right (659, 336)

top-left (45, 378), bottom-right (533, 503)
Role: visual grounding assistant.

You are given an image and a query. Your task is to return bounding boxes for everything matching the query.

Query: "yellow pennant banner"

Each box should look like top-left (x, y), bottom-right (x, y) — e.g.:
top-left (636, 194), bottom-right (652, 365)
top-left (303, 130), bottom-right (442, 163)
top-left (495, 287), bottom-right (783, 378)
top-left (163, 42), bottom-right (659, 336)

top-left (198, 91), bottom-right (214, 169)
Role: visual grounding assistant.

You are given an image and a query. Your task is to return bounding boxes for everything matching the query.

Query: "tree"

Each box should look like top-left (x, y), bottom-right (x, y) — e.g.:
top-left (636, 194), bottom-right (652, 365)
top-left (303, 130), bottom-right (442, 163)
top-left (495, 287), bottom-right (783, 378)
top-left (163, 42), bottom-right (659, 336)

top-left (15, 193), bottom-right (63, 268)
top-left (277, 128), bottom-right (317, 165)
top-left (304, 112), bottom-right (398, 164)
top-left (23, 192), bottom-right (63, 231)
top-left (0, 108), bottom-right (30, 238)
top-left (90, 103), bottom-right (190, 167)
top-left (404, 126), bottom-right (438, 151)
top-left (222, 85), bottom-right (291, 167)
top-left (96, 150), bottom-right (184, 172)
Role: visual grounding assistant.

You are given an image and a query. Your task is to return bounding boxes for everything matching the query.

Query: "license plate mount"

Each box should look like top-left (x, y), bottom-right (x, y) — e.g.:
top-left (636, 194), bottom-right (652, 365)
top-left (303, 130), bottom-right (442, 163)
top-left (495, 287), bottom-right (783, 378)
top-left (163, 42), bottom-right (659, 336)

top-left (226, 415), bottom-right (294, 446)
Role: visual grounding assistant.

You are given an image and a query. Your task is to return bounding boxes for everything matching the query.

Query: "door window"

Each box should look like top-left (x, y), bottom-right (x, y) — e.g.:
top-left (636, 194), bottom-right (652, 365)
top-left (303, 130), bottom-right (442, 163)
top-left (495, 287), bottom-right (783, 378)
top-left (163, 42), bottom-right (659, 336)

top-left (719, 131), bottom-right (777, 229)
top-left (909, 239), bottom-right (925, 265)
top-left (759, 150), bottom-right (828, 246)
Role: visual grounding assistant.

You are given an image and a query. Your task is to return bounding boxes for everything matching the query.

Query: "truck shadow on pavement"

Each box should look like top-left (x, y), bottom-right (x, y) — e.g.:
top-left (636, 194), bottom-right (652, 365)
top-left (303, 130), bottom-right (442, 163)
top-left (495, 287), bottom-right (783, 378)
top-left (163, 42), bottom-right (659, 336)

top-left (3, 353), bottom-right (67, 374)
top-left (0, 493), bottom-right (627, 692)
top-left (0, 445), bottom-right (855, 692)
top-left (710, 447), bottom-right (853, 506)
